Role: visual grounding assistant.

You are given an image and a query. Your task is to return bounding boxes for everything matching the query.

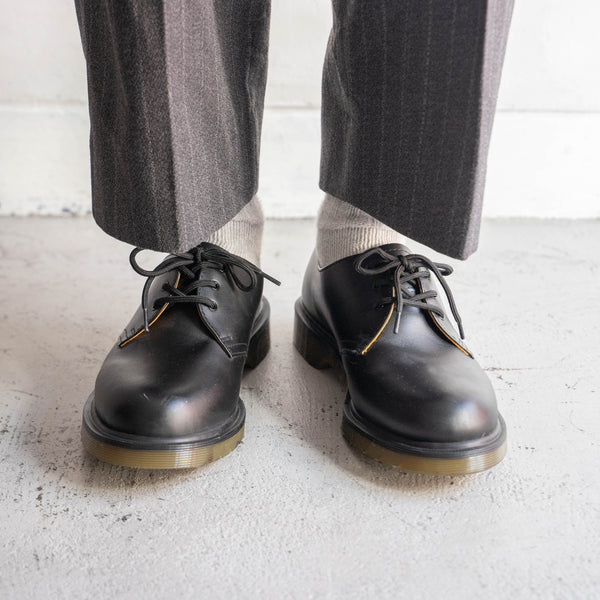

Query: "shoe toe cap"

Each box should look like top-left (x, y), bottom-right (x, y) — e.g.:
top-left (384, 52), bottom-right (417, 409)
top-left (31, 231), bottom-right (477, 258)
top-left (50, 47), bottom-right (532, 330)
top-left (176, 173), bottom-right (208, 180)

top-left (92, 349), bottom-right (242, 439)
top-left (346, 348), bottom-right (500, 444)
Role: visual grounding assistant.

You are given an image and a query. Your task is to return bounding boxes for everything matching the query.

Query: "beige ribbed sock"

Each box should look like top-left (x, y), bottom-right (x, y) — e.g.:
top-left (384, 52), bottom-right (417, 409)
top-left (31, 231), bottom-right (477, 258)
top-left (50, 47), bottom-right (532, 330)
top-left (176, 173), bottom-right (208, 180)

top-left (206, 195), bottom-right (264, 266)
top-left (316, 193), bottom-right (406, 268)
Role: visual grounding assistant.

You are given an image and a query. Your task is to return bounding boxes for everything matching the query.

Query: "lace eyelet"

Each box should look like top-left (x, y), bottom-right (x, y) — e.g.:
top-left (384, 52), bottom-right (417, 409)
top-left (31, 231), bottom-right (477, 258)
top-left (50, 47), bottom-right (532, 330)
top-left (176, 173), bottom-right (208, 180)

top-left (209, 302), bottom-right (218, 311)
top-left (212, 280), bottom-right (220, 290)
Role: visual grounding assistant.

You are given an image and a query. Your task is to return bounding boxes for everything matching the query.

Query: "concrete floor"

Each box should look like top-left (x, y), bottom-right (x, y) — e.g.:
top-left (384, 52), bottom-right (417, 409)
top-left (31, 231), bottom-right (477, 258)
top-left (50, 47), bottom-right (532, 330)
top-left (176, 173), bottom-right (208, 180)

top-left (0, 217), bottom-right (598, 599)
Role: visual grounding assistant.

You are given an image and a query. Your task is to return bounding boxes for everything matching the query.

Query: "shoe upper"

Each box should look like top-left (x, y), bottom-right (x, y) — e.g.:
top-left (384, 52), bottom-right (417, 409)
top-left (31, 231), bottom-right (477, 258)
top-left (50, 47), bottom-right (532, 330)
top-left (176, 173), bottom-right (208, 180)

top-left (93, 243), bottom-right (273, 439)
top-left (300, 244), bottom-right (499, 444)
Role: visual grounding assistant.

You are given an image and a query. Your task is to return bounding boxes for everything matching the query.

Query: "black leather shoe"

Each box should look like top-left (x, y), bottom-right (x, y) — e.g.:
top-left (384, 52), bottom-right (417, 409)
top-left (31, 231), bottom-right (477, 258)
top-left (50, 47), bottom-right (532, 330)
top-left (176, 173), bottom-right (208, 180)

top-left (294, 244), bottom-right (506, 475)
top-left (82, 243), bottom-right (279, 469)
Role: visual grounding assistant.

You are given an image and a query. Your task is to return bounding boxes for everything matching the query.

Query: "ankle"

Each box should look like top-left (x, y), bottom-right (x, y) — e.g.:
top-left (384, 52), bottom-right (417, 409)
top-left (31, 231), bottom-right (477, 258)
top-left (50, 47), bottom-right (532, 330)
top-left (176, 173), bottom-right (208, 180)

top-left (206, 195), bottom-right (264, 266)
top-left (316, 193), bottom-right (406, 267)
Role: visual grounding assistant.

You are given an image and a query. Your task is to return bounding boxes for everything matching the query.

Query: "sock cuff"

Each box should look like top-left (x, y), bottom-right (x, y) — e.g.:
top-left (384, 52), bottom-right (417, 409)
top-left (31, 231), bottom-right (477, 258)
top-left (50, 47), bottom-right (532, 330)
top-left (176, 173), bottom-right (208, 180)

top-left (316, 194), bottom-right (405, 267)
top-left (206, 195), bottom-right (264, 266)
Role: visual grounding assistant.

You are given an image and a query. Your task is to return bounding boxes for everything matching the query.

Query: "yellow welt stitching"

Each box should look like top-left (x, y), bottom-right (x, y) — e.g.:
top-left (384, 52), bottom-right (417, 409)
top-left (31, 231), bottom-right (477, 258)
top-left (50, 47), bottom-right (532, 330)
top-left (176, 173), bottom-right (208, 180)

top-left (415, 279), bottom-right (471, 357)
top-left (119, 272), bottom-right (181, 348)
top-left (429, 315), bottom-right (471, 357)
top-left (361, 288), bottom-right (396, 356)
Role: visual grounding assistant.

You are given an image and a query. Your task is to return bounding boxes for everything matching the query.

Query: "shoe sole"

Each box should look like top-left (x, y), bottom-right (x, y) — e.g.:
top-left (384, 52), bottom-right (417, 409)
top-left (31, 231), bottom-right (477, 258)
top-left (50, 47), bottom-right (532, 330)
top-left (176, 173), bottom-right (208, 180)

top-left (81, 316), bottom-right (270, 470)
top-left (293, 299), bottom-right (507, 476)
top-left (81, 424), bottom-right (246, 470)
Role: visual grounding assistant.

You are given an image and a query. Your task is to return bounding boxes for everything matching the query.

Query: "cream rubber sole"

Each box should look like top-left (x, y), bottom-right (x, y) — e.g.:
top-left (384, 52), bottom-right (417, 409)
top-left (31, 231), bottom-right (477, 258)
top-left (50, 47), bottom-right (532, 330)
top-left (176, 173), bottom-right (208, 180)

top-left (81, 424), bottom-right (244, 470)
top-left (343, 423), bottom-right (507, 475)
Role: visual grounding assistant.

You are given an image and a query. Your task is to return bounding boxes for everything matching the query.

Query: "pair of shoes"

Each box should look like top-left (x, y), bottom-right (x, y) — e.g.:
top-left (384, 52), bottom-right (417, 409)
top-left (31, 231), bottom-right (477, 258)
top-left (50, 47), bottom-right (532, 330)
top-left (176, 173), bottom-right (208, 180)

top-left (81, 242), bottom-right (506, 474)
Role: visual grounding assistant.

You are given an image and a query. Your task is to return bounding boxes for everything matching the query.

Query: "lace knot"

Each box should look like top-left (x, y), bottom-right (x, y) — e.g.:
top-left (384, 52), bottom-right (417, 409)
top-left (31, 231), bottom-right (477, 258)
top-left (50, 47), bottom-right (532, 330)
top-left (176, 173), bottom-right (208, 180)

top-left (129, 245), bottom-right (280, 333)
top-left (355, 247), bottom-right (465, 339)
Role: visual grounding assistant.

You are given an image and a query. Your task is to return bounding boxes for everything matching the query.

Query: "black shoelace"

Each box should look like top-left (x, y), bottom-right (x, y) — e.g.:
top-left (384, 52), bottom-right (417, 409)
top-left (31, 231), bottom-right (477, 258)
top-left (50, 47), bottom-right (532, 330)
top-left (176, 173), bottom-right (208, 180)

top-left (129, 245), bottom-right (280, 332)
top-left (354, 247), bottom-right (465, 339)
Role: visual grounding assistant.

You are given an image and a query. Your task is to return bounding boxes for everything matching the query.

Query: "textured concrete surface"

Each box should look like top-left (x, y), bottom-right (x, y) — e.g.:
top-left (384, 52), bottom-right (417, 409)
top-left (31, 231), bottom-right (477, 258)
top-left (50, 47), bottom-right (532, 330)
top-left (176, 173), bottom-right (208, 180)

top-left (0, 217), bottom-right (599, 599)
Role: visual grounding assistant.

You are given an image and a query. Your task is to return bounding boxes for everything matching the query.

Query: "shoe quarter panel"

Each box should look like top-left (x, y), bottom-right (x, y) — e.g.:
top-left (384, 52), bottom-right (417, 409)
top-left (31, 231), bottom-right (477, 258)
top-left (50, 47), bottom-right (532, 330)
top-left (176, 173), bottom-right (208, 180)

top-left (312, 254), bottom-right (396, 354)
top-left (197, 266), bottom-right (264, 357)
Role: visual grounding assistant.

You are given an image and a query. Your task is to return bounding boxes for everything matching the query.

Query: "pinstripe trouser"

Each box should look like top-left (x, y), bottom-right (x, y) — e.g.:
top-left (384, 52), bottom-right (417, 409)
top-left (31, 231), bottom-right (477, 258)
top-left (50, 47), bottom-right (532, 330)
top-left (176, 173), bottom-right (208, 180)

top-left (74, 0), bottom-right (513, 259)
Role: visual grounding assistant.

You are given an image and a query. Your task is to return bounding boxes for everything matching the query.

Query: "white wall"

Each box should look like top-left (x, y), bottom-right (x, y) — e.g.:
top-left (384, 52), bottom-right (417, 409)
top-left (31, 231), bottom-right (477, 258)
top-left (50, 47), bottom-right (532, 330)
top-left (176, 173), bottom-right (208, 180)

top-left (0, 0), bottom-right (599, 218)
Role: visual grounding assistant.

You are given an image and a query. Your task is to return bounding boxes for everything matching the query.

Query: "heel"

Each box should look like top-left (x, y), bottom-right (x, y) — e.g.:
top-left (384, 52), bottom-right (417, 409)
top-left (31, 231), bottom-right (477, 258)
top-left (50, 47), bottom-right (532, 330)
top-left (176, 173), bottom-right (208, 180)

top-left (293, 307), bottom-right (337, 370)
top-left (245, 321), bottom-right (270, 369)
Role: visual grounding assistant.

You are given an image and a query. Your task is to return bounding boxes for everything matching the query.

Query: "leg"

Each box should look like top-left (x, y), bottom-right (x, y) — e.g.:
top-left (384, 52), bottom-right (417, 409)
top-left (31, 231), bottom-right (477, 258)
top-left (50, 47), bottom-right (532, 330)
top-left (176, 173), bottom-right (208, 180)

top-left (75, 1), bottom-right (279, 469)
top-left (320, 0), bottom-right (513, 259)
top-left (296, 0), bottom-right (513, 475)
top-left (74, 0), bottom-right (270, 252)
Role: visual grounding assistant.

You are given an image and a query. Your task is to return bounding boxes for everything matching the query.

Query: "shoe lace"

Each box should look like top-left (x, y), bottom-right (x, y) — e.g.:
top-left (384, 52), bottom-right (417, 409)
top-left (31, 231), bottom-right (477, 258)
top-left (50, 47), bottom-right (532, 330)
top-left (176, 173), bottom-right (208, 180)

top-left (129, 245), bottom-right (280, 332)
top-left (354, 247), bottom-right (465, 339)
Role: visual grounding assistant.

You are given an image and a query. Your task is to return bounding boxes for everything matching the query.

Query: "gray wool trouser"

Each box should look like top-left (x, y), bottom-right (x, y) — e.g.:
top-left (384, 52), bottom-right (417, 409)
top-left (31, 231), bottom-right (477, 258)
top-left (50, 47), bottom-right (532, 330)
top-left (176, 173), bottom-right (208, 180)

top-left (74, 0), bottom-right (513, 260)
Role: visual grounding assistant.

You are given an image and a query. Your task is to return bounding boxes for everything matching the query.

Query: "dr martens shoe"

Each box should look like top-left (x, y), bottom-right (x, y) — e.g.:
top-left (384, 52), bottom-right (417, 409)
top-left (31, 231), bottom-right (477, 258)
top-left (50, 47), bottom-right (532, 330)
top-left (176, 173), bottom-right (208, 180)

top-left (82, 243), bottom-right (279, 469)
top-left (294, 244), bottom-right (506, 475)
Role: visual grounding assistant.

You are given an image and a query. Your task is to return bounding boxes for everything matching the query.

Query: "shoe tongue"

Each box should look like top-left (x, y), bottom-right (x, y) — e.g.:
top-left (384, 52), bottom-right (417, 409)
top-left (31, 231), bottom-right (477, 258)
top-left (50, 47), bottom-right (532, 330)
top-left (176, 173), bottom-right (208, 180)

top-left (354, 243), bottom-right (417, 296)
top-left (379, 243), bottom-right (412, 256)
top-left (197, 241), bottom-right (223, 252)
top-left (360, 243), bottom-right (413, 270)
top-left (190, 242), bottom-right (255, 289)
top-left (375, 243), bottom-right (418, 295)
